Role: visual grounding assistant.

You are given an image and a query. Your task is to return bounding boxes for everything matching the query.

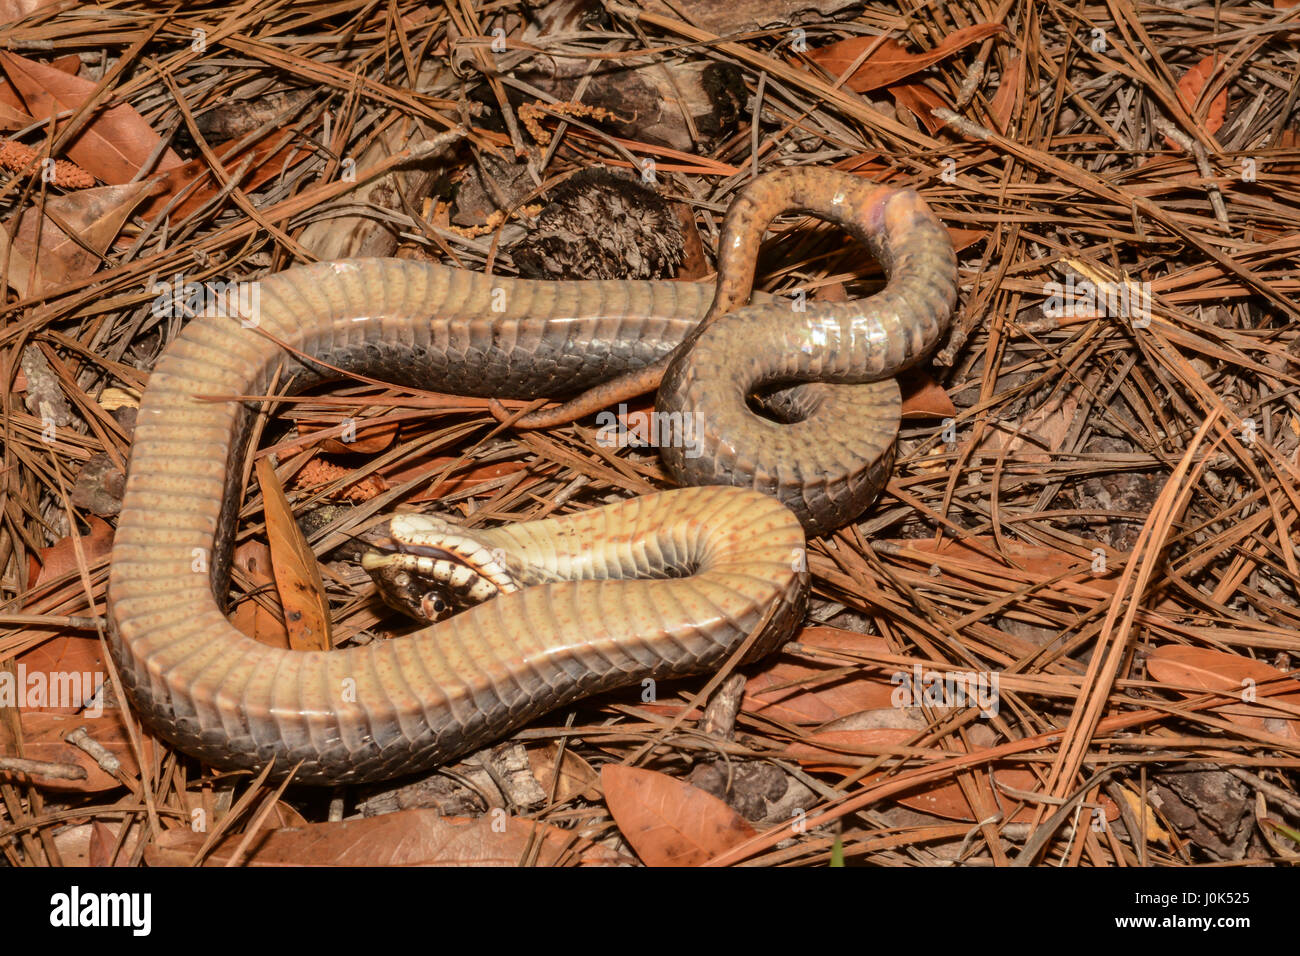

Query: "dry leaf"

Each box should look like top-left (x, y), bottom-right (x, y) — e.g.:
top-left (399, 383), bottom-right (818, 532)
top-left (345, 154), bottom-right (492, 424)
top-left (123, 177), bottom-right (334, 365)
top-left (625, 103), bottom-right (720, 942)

top-left (144, 808), bottom-right (622, 866)
top-left (889, 81), bottom-right (951, 134)
top-left (52, 819), bottom-right (144, 866)
top-left (137, 126), bottom-right (309, 223)
top-left (229, 540), bottom-right (291, 648)
top-left (0, 100), bottom-right (31, 129)
top-left (785, 726), bottom-right (920, 772)
top-left (27, 515), bottom-right (114, 589)
top-left (1147, 645), bottom-right (1300, 735)
top-left (744, 626), bottom-right (894, 724)
top-left (900, 370), bottom-right (956, 419)
top-left (973, 388), bottom-right (1078, 463)
top-left (256, 457), bottom-right (331, 651)
top-left (297, 415), bottom-right (399, 454)
top-left (1163, 55), bottom-right (1227, 149)
top-left (527, 743), bottom-right (601, 803)
top-left (805, 24), bottom-right (1005, 93)
top-left (49, 53), bottom-right (80, 75)
top-left (0, 51), bottom-right (183, 184)
top-left (11, 634), bottom-right (108, 716)
top-left (1117, 786), bottom-right (1171, 845)
top-left (602, 765), bottom-right (756, 866)
top-left (0, 0), bottom-right (63, 23)
top-left (3, 710), bottom-right (140, 792)
top-left (0, 181), bottom-right (155, 296)
top-left (989, 53), bottom-right (1025, 133)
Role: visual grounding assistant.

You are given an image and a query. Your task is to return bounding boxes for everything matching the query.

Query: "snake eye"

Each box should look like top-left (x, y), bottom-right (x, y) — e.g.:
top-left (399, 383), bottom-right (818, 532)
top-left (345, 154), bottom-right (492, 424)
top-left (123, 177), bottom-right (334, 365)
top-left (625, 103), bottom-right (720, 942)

top-left (420, 594), bottom-right (450, 620)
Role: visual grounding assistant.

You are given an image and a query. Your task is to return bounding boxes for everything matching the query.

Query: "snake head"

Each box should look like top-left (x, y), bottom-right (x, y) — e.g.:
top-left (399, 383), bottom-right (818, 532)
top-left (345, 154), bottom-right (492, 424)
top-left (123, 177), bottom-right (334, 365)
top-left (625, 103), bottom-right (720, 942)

top-left (360, 514), bottom-right (519, 625)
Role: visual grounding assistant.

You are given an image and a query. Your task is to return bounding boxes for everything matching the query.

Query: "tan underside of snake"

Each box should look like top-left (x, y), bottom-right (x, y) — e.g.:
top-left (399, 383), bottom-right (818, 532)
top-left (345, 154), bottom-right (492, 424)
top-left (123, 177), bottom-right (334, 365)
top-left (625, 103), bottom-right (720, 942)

top-left (107, 168), bottom-right (956, 784)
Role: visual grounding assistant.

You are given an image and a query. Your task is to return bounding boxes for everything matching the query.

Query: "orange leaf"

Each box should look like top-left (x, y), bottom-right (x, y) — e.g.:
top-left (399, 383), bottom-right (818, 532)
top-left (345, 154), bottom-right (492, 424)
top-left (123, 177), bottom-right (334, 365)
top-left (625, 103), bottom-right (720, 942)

top-left (785, 727), bottom-right (919, 772)
top-left (229, 540), bottom-right (291, 647)
top-left (3, 710), bottom-right (141, 792)
top-left (602, 765), bottom-right (756, 866)
top-left (0, 100), bottom-right (30, 129)
top-left (805, 24), bottom-right (1005, 93)
top-left (0, 0), bottom-right (63, 23)
top-left (255, 458), bottom-right (331, 651)
top-left (989, 53), bottom-right (1025, 133)
top-left (1163, 55), bottom-right (1227, 149)
top-left (27, 515), bottom-right (115, 589)
top-left (527, 742), bottom-right (601, 803)
top-left (1, 181), bottom-right (155, 296)
top-left (889, 81), bottom-right (951, 134)
top-left (1147, 645), bottom-right (1300, 734)
top-left (52, 820), bottom-right (143, 866)
top-left (744, 626), bottom-right (895, 724)
top-left (900, 370), bottom-right (956, 419)
top-left (896, 765), bottom-right (1042, 822)
top-left (12, 634), bottom-right (108, 714)
top-left (297, 416), bottom-right (399, 454)
top-left (0, 51), bottom-right (182, 184)
top-left (143, 808), bottom-right (623, 866)
top-left (48, 53), bottom-right (80, 75)
top-left (137, 126), bottom-right (309, 223)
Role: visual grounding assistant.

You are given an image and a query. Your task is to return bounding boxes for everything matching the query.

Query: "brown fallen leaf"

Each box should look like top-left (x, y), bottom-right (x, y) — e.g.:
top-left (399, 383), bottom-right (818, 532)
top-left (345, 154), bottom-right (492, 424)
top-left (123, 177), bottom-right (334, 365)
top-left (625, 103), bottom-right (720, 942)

top-left (1146, 645), bottom-right (1300, 736)
top-left (527, 742), bottom-right (601, 803)
top-left (297, 415), bottom-right (400, 454)
top-left (744, 626), bottom-right (895, 725)
top-left (0, 101), bottom-right (30, 129)
top-left (3, 710), bottom-right (141, 792)
top-left (0, 0), bottom-right (63, 24)
top-left (1164, 54), bottom-right (1227, 149)
top-left (229, 540), bottom-right (291, 649)
top-left (898, 765), bottom-right (1042, 823)
top-left (256, 458), bottom-right (331, 651)
top-left (989, 53), bottom-right (1025, 133)
top-left (52, 819), bottom-right (144, 866)
top-left (27, 515), bottom-right (115, 589)
top-left (602, 765), bottom-right (756, 866)
top-left (137, 125), bottom-right (310, 224)
top-left (11, 634), bottom-right (108, 715)
top-left (973, 387), bottom-right (1079, 463)
top-left (0, 51), bottom-right (183, 184)
top-left (804, 24), bottom-right (1005, 94)
top-left (0, 181), bottom-right (155, 296)
top-left (49, 53), bottom-right (80, 75)
top-left (385, 456), bottom-right (529, 502)
top-left (785, 726), bottom-right (921, 772)
top-left (889, 80), bottom-right (951, 135)
top-left (900, 370), bottom-right (956, 419)
top-left (144, 808), bottom-right (623, 866)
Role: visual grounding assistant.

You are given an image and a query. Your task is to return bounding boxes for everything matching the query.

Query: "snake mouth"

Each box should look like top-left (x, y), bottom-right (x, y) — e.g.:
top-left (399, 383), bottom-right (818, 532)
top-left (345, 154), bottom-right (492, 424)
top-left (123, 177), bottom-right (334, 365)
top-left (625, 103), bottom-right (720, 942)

top-left (360, 544), bottom-right (459, 569)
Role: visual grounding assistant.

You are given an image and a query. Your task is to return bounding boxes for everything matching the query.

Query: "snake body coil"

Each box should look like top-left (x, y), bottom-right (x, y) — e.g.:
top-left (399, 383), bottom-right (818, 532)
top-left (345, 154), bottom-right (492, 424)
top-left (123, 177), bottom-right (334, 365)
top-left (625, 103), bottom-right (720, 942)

top-left (107, 168), bottom-right (956, 784)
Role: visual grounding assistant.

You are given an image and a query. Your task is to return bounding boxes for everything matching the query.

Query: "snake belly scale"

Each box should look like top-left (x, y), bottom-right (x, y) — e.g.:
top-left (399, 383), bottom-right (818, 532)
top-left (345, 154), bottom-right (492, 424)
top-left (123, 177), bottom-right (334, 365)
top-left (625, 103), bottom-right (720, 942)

top-left (107, 168), bottom-right (956, 784)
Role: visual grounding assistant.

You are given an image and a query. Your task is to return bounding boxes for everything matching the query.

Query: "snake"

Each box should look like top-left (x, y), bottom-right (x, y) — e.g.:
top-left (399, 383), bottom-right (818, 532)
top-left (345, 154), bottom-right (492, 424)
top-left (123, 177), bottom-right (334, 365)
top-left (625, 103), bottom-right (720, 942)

top-left (106, 168), bottom-right (956, 785)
